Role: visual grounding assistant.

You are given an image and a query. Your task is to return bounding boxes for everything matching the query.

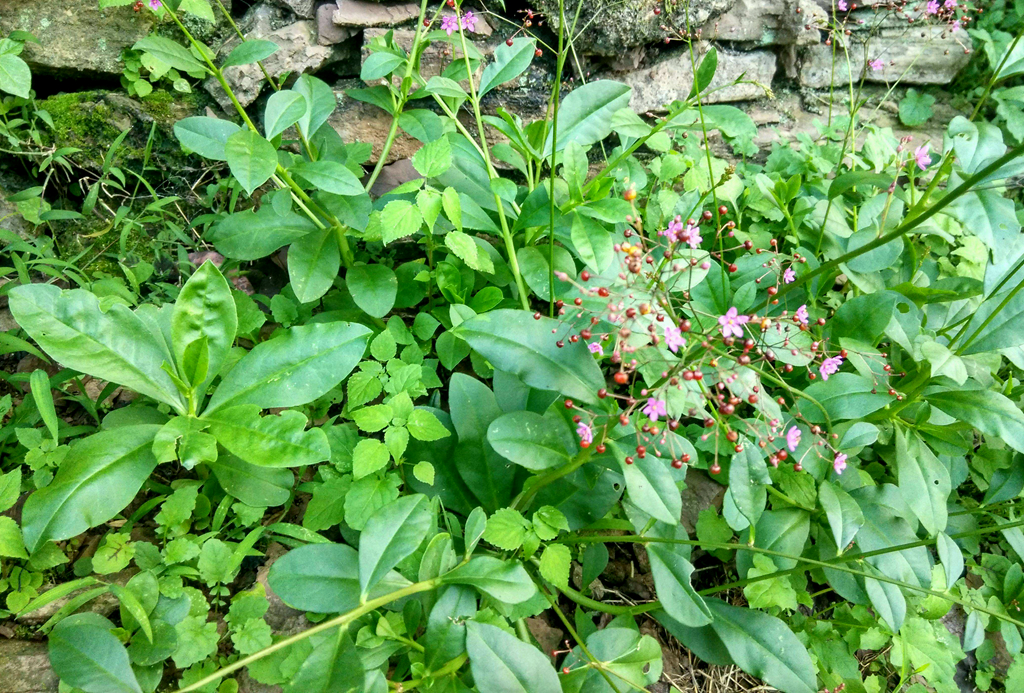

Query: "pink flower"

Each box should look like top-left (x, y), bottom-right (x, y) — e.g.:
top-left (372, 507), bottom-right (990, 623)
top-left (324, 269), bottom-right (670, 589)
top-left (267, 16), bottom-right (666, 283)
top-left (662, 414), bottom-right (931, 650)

top-left (149, 0), bottom-right (162, 7)
top-left (461, 10), bottom-right (478, 32)
top-left (837, 0), bottom-right (848, 10)
top-left (786, 426), bottom-right (801, 452)
top-left (914, 144), bottom-right (932, 171)
top-left (642, 397), bottom-right (667, 422)
top-left (926, 0), bottom-right (939, 13)
top-left (833, 453), bottom-right (848, 475)
top-left (795, 304), bottom-right (809, 325)
top-left (944, 0), bottom-right (956, 7)
top-left (868, 58), bottom-right (884, 72)
top-left (819, 355), bottom-right (843, 381)
top-left (783, 267), bottom-right (796, 284)
top-left (950, 19), bottom-right (961, 32)
top-left (680, 222), bottom-right (702, 249)
top-left (441, 15), bottom-right (459, 35)
top-left (587, 341), bottom-right (604, 356)
top-left (577, 422), bottom-right (593, 444)
top-left (718, 307), bottom-right (749, 339)
top-left (664, 323), bottom-right (686, 353)
top-left (661, 217), bottom-right (684, 240)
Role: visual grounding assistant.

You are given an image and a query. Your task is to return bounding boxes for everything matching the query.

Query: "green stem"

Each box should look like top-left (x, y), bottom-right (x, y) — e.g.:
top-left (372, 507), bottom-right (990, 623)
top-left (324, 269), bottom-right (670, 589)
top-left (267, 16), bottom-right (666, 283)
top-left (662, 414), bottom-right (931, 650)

top-left (546, 0), bottom-right (566, 318)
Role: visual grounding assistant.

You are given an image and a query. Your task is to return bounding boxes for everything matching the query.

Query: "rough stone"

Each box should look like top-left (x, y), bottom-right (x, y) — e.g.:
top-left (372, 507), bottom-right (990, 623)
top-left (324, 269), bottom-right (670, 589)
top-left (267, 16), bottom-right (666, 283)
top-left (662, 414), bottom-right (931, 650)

top-left (256, 544), bottom-right (310, 636)
top-left (333, 0), bottom-right (420, 27)
top-left (712, 0), bottom-right (826, 46)
top-left (0, 640), bottom-right (58, 693)
top-left (330, 83), bottom-right (423, 163)
top-left (209, 4), bottom-right (358, 108)
top-left (530, 0), bottom-right (734, 56)
top-left (0, 0), bottom-right (157, 78)
top-left (317, 3), bottom-right (359, 45)
top-left (0, 182), bottom-right (31, 241)
top-left (791, 26), bottom-right (971, 87)
top-left (679, 469), bottom-right (725, 534)
top-left (619, 45), bottom-right (777, 112)
top-left (268, 0), bottom-right (317, 18)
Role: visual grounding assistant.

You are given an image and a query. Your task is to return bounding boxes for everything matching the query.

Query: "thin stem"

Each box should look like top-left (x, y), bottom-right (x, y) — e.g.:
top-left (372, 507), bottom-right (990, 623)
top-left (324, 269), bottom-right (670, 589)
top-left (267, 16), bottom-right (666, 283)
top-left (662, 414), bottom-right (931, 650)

top-left (547, 0), bottom-right (566, 318)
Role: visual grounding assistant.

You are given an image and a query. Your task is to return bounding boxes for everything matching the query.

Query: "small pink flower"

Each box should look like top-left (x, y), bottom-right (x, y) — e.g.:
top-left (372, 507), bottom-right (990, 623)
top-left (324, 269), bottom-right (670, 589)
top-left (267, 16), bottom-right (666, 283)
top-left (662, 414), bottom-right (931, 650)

top-left (577, 422), bottom-right (593, 444)
top-left (149, 0), bottom-right (162, 7)
top-left (664, 324), bottom-right (686, 353)
top-left (461, 10), bottom-right (478, 32)
top-left (661, 217), bottom-right (684, 241)
top-left (914, 144), bottom-right (932, 171)
top-left (642, 397), bottom-right (667, 422)
top-left (819, 355), bottom-right (843, 381)
top-left (718, 307), bottom-right (749, 339)
top-left (783, 267), bottom-right (796, 284)
top-left (795, 304), bottom-right (809, 325)
top-left (837, 0), bottom-right (848, 10)
top-left (950, 19), bottom-right (961, 32)
top-left (441, 15), bottom-right (459, 35)
top-left (587, 341), bottom-right (604, 356)
top-left (868, 58), bottom-right (884, 72)
top-left (786, 426), bottom-right (801, 452)
top-left (833, 453), bottom-right (848, 474)
top-left (683, 223), bottom-right (703, 249)
top-left (926, 0), bottom-right (939, 14)
top-left (944, 0), bottom-right (956, 8)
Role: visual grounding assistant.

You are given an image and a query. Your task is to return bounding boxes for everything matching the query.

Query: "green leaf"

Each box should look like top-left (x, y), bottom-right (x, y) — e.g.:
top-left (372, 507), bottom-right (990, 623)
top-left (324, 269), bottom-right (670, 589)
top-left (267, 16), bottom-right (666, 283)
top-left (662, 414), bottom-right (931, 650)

top-left (282, 627), bottom-right (363, 693)
top-left (345, 473), bottom-right (401, 530)
top-left (412, 135), bottom-right (453, 177)
top-left (466, 621), bottom-right (561, 693)
top-left (178, 0), bottom-right (214, 20)
top-left (268, 543), bottom-right (364, 612)
top-left (926, 386), bottom-right (1024, 454)
top-left (110, 584), bottom-right (152, 642)
top-left (359, 494), bottom-right (433, 596)
top-left (0, 53), bottom-right (31, 98)
top-left (225, 129), bottom-right (278, 195)
top-left (953, 190), bottom-right (1021, 252)
top-left (153, 417), bottom-right (217, 469)
top-left (197, 537), bottom-right (239, 584)
top-left (380, 200), bottom-right (423, 244)
top-left (937, 531), bottom-right (964, 592)
top-left (208, 454), bottom-right (293, 507)
top-left (0, 516), bottom-right (27, 559)
top-left (830, 291), bottom-right (898, 343)
top-left (221, 39), bottom-right (278, 68)
top-left (21, 426), bottom-right (160, 553)
top-left (9, 285), bottom-right (186, 411)
top-left (347, 264), bottom-right (397, 318)
top-left (352, 438), bottom-right (390, 478)
top-left (795, 373), bottom-right (893, 424)
top-left (570, 213), bottom-right (614, 273)
top-left (412, 460), bottom-right (435, 485)
top-left (454, 310), bottom-right (605, 404)
top-left (445, 230), bottom-right (494, 273)
top-left (487, 410), bottom-right (573, 470)
top-left (172, 261), bottom-right (236, 394)
top-left (984, 462), bottom-right (1024, 505)
top-left (728, 445), bottom-right (770, 529)
top-left (49, 614), bottom-right (142, 693)
top-left (361, 51), bottom-right (405, 81)
top-left (657, 598), bottom-right (816, 693)
top-left (407, 409), bottom-right (451, 441)
top-left (960, 287), bottom-right (1024, 355)
top-left (818, 481), bottom-right (863, 551)
top-left (478, 37), bottom-right (537, 98)
top-left (616, 442), bottom-right (681, 525)
top-left (290, 160), bottom-right (364, 196)
top-left (133, 36), bottom-right (208, 75)
top-left (538, 544), bottom-right (571, 589)
top-left (442, 556), bottom-right (536, 603)
top-left (204, 322), bottom-right (371, 414)
top-left (743, 555), bottom-right (800, 611)
top-left (173, 116), bottom-right (241, 162)
top-left (648, 543), bottom-right (712, 626)
top-left (483, 508), bottom-right (530, 550)
top-left (264, 90), bottom-right (307, 139)
top-left (30, 369), bottom-right (58, 442)
top-left (172, 615), bottom-right (219, 668)
top-left (207, 207), bottom-right (317, 260)
top-left (545, 80), bottom-right (631, 156)
top-left (895, 428), bottom-right (950, 536)
top-left (205, 405), bottom-right (330, 468)
top-left (352, 404), bottom-right (393, 432)
top-left (293, 74), bottom-right (337, 139)
top-left (689, 46), bottom-right (718, 97)
top-left (898, 88), bottom-right (935, 126)
top-left (288, 227), bottom-right (340, 304)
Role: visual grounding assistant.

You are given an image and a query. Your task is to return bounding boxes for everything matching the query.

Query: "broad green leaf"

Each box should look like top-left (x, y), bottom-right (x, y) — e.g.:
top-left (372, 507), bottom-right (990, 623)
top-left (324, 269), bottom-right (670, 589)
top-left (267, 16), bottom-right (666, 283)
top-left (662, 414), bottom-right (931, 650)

top-left (9, 284), bottom-right (185, 411)
top-left (898, 88), bottom-right (935, 126)
top-left (570, 213), bottom-right (613, 273)
top-left (937, 532), bottom-right (964, 592)
top-left (49, 614), bottom-right (142, 693)
top-left (424, 586), bottom-right (476, 669)
top-left (483, 508), bottom-right (529, 550)
top-left (172, 261), bottom-right (236, 395)
top-left (0, 53), bottom-right (31, 98)
top-left (288, 227), bottom-right (340, 304)
top-left (960, 287), bottom-right (1024, 355)
top-left (478, 37), bottom-right (537, 98)
top-left (926, 386), bottom-right (1024, 454)
top-left (224, 129), bottom-right (278, 195)
top-left (407, 409), bottom-right (451, 441)
top-left (207, 207), bottom-right (317, 260)
top-left (173, 116), bottom-right (241, 161)
top-left (517, 243), bottom-right (576, 302)
top-left (445, 230), bottom-right (494, 272)
top-left (864, 573), bottom-right (906, 632)
top-left (21, 426), bottom-right (160, 553)
top-left (208, 454), bottom-right (292, 507)
top-left (442, 556), bottom-right (536, 604)
top-left (984, 462), bottom-right (1024, 505)
top-left (110, 584), bottom-right (152, 643)
top-left (830, 291), bottom-right (898, 343)
top-left (953, 190), bottom-right (1021, 252)
top-left (727, 445), bottom-right (770, 529)
top-left (689, 47), bottom-right (718, 97)
top-left (133, 36), bottom-right (208, 74)
top-left (347, 264), bottom-right (397, 318)
top-left (29, 369), bottom-right (58, 442)
top-left (412, 135), bottom-right (453, 178)
top-left (0, 516), bottom-right (27, 559)
top-left (293, 74), bottom-right (337, 139)
top-left (795, 373), bottom-right (893, 424)
top-left (657, 598), bottom-right (816, 693)
top-left (424, 75), bottom-right (468, 99)
top-left (648, 543), bottom-right (712, 627)
top-left (895, 428), bottom-right (950, 536)
top-left (736, 509), bottom-right (810, 578)
top-left (264, 90), bottom-right (308, 139)
top-left (178, 0), bottom-right (214, 20)
top-left (380, 200), bottom-right (423, 244)
top-left (222, 39), bottom-right (278, 68)
top-left (545, 80), bottom-right (631, 156)
top-left (466, 621), bottom-right (561, 693)
top-left (561, 628), bottom-right (663, 692)
top-left (205, 405), bottom-right (330, 468)
top-left (358, 494), bottom-right (433, 596)
top-left (291, 160), bottom-right (364, 196)
top-left (205, 322), bottom-right (371, 414)
top-left (487, 410), bottom-right (573, 470)
top-left (615, 442), bottom-right (680, 525)
top-left (352, 438), bottom-right (390, 478)
top-left (361, 51), bottom-right (405, 81)
top-left (818, 481), bottom-right (863, 552)
top-left (282, 627), bottom-right (363, 693)
top-left (454, 310), bottom-right (605, 404)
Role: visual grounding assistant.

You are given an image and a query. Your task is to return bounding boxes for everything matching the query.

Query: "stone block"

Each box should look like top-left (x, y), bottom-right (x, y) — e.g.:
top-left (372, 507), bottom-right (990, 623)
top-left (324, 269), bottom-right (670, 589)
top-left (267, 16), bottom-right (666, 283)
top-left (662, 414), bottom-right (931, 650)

top-left (332, 0), bottom-right (420, 27)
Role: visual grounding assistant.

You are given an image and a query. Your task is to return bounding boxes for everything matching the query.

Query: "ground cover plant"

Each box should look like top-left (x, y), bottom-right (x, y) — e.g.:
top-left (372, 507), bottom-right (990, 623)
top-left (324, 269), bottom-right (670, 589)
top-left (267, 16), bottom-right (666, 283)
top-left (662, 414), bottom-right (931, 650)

top-left (3, 0), bottom-right (1024, 692)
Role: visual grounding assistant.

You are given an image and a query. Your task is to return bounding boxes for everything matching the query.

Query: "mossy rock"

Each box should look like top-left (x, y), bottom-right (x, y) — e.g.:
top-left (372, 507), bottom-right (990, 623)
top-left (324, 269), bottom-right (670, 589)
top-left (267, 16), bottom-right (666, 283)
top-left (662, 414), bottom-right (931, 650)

top-left (522, 0), bottom-right (735, 56)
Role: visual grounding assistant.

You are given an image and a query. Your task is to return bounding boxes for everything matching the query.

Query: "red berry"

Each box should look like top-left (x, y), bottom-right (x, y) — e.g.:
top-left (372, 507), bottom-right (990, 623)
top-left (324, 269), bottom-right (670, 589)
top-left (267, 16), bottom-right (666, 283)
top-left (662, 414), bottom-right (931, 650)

top-left (596, 443), bottom-right (606, 453)
top-left (710, 463), bottom-right (721, 474)
top-left (598, 287), bottom-right (610, 297)
top-left (718, 205), bottom-right (728, 215)
top-left (614, 371), bottom-right (629, 384)
top-left (580, 270), bottom-right (590, 281)
top-left (564, 399), bottom-right (574, 409)
top-left (625, 456), bottom-right (634, 465)
top-left (533, 312), bottom-right (542, 320)
top-left (506, 38), bottom-right (514, 46)
top-left (672, 459), bottom-right (683, 469)
top-left (580, 440), bottom-right (590, 448)
top-left (598, 388), bottom-right (608, 398)
top-left (653, 6), bottom-right (661, 14)
top-left (535, 48), bottom-right (543, 57)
